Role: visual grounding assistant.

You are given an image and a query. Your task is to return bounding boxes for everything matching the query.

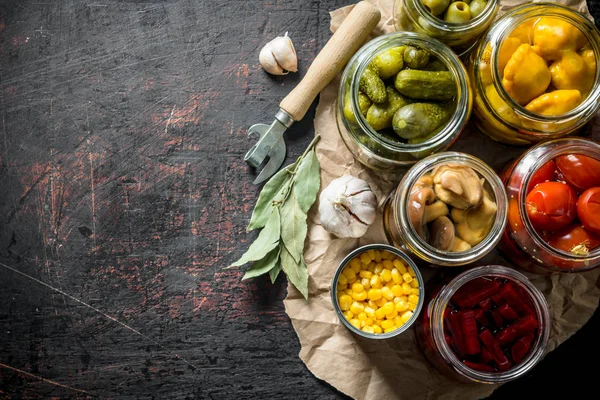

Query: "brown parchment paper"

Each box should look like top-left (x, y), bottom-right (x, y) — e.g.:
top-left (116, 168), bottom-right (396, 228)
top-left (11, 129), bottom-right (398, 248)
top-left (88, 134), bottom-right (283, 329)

top-left (283, 1), bottom-right (600, 399)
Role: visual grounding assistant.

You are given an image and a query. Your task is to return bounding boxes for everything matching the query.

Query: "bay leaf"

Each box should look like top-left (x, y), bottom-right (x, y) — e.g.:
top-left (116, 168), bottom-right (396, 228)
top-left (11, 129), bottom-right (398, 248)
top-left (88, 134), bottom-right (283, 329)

top-left (280, 244), bottom-right (309, 300)
top-left (242, 246), bottom-right (280, 280)
top-left (269, 262), bottom-right (281, 284)
top-left (293, 149), bottom-right (320, 214)
top-left (247, 163), bottom-right (294, 231)
top-left (280, 192), bottom-right (307, 264)
top-left (229, 208), bottom-right (281, 268)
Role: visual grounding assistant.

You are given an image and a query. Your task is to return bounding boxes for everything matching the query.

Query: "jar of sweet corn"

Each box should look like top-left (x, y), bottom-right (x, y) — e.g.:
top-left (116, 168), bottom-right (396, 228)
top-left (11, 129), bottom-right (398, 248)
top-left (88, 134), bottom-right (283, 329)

top-left (332, 244), bottom-right (424, 338)
top-left (383, 151), bottom-right (507, 267)
top-left (337, 32), bottom-right (472, 172)
top-left (395, 0), bottom-right (499, 57)
top-left (468, 3), bottom-right (600, 145)
top-left (416, 265), bottom-right (550, 383)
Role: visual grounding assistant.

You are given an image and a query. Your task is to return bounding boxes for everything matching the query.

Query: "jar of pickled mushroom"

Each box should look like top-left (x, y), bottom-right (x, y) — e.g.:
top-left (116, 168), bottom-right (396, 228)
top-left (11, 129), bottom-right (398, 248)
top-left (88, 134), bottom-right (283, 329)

top-left (383, 152), bottom-right (507, 266)
top-left (468, 3), bottom-right (600, 145)
top-left (500, 137), bottom-right (600, 273)
top-left (395, 0), bottom-right (499, 57)
top-left (337, 32), bottom-right (472, 172)
top-left (416, 265), bottom-right (550, 383)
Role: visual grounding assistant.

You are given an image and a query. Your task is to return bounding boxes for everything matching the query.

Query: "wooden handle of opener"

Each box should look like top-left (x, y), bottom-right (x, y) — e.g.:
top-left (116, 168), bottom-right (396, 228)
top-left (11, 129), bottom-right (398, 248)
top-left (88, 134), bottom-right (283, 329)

top-left (279, 1), bottom-right (380, 121)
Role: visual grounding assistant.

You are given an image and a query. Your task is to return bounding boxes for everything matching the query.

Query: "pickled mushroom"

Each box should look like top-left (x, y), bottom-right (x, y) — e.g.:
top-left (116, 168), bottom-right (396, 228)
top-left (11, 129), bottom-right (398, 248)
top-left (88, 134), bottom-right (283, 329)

top-left (432, 164), bottom-right (483, 209)
top-left (451, 188), bottom-right (498, 246)
top-left (429, 216), bottom-right (455, 251)
top-left (408, 174), bottom-right (436, 240)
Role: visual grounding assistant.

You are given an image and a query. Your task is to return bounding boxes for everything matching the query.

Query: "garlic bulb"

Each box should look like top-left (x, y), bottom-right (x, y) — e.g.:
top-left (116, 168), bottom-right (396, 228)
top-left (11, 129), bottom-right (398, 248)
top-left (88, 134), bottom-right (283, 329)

top-left (259, 32), bottom-right (298, 75)
top-left (319, 175), bottom-right (377, 238)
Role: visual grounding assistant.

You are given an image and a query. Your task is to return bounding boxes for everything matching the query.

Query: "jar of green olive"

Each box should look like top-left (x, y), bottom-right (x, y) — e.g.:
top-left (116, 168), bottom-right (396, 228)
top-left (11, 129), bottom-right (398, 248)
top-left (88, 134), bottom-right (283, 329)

top-left (337, 32), bottom-right (472, 172)
top-left (395, 0), bottom-right (499, 57)
top-left (468, 3), bottom-right (600, 145)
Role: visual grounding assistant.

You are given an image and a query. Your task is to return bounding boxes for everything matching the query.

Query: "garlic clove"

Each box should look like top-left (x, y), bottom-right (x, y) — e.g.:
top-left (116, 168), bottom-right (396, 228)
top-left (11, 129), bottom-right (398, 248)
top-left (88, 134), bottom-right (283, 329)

top-left (259, 32), bottom-right (298, 75)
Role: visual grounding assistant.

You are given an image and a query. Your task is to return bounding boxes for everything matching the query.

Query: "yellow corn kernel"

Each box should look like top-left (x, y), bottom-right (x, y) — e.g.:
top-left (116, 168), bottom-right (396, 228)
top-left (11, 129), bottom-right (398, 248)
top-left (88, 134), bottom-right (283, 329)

top-left (359, 270), bottom-right (373, 279)
top-left (350, 318), bottom-right (361, 329)
top-left (386, 309), bottom-right (398, 320)
top-left (408, 294), bottom-right (419, 304)
top-left (380, 301), bottom-right (395, 315)
top-left (408, 266), bottom-right (416, 277)
top-left (381, 286), bottom-right (394, 301)
top-left (374, 250), bottom-right (382, 263)
top-left (399, 310), bottom-right (414, 324)
top-left (343, 310), bottom-right (354, 320)
top-left (338, 295), bottom-right (352, 311)
top-left (350, 301), bottom-right (365, 315)
top-left (338, 273), bottom-right (348, 286)
top-left (367, 249), bottom-right (376, 260)
top-left (384, 327), bottom-right (396, 333)
top-left (362, 325), bottom-right (375, 334)
top-left (357, 312), bottom-right (368, 321)
top-left (411, 288), bottom-right (420, 295)
top-left (381, 319), bottom-right (395, 330)
top-left (367, 263), bottom-right (375, 273)
top-left (368, 288), bottom-right (382, 301)
top-left (394, 316), bottom-right (403, 328)
top-left (374, 263), bottom-right (384, 275)
top-left (351, 291), bottom-right (367, 301)
top-left (381, 269), bottom-right (392, 282)
top-left (360, 252), bottom-right (372, 265)
top-left (375, 307), bottom-right (387, 320)
top-left (362, 318), bottom-right (374, 328)
top-left (364, 306), bottom-right (376, 319)
top-left (347, 275), bottom-right (357, 284)
top-left (402, 282), bottom-right (412, 295)
top-left (385, 281), bottom-right (394, 289)
top-left (395, 300), bottom-right (409, 313)
top-left (391, 268), bottom-right (402, 284)
top-left (345, 289), bottom-right (353, 296)
top-left (368, 300), bottom-right (378, 309)
top-left (352, 282), bottom-right (365, 293)
top-left (373, 325), bottom-right (383, 334)
top-left (393, 297), bottom-right (402, 303)
top-left (382, 260), bottom-right (394, 270)
top-left (391, 284), bottom-right (403, 297)
top-left (349, 257), bottom-right (361, 270)
top-left (370, 275), bottom-right (382, 289)
top-left (408, 302), bottom-right (417, 311)
top-left (384, 250), bottom-right (395, 260)
top-left (337, 284), bottom-right (346, 292)
top-left (373, 319), bottom-right (382, 327)
top-left (342, 267), bottom-right (356, 280)
top-left (410, 279), bottom-right (419, 288)
top-left (393, 259), bottom-right (407, 274)
top-left (402, 273), bottom-right (413, 284)
top-left (376, 298), bottom-right (388, 307)
top-left (361, 278), bottom-right (371, 291)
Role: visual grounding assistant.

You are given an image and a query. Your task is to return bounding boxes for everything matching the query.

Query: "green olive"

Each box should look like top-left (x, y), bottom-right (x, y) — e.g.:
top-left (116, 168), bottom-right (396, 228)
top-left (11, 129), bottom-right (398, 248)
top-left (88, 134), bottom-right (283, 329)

top-left (469, 0), bottom-right (487, 18)
top-left (359, 64), bottom-right (387, 103)
top-left (421, 0), bottom-right (450, 17)
top-left (404, 46), bottom-right (430, 69)
top-left (343, 91), bottom-right (372, 124)
top-left (372, 46), bottom-right (406, 80)
top-left (444, 2), bottom-right (472, 23)
top-left (366, 86), bottom-right (412, 131)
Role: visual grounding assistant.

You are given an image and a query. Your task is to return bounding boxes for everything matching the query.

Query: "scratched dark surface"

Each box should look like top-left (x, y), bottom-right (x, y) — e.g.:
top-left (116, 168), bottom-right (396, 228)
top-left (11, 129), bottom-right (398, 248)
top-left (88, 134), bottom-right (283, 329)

top-left (0, 0), bottom-right (599, 399)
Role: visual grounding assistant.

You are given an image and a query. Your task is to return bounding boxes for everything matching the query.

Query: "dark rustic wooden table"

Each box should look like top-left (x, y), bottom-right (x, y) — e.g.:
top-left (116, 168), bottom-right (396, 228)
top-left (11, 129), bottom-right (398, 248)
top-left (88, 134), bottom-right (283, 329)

top-left (1, 0), bottom-right (599, 398)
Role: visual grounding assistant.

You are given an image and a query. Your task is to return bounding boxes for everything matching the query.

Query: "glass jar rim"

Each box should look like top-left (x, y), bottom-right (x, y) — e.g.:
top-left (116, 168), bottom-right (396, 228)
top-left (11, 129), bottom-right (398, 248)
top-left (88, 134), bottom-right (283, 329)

top-left (431, 265), bottom-right (550, 383)
top-left (483, 3), bottom-right (600, 126)
top-left (394, 151), bottom-right (508, 266)
top-left (341, 32), bottom-right (472, 154)
top-left (412, 0), bottom-right (498, 33)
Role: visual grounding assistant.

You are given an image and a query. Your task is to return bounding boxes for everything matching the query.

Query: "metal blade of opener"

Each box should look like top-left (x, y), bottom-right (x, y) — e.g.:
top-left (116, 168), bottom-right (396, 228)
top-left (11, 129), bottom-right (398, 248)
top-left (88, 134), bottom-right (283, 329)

top-left (245, 121), bottom-right (287, 185)
top-left (253, 138), bottom-right (285, 185)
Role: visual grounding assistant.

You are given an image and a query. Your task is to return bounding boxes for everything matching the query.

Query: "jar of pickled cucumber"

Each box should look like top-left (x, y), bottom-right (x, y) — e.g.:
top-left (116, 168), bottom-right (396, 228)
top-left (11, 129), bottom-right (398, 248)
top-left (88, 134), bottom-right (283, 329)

top-left (499, 137), bottom-right (600, 273)
top-left (383, 152), bottom-right (507, 266)
top-left (395, 0), bottom-right (499, 57)
top-left (337, 32), bottom-right (472, 172)
top-left (468, 3), bottom-right (600, 145)
top-left (415, 265), bottom-right (550, 383)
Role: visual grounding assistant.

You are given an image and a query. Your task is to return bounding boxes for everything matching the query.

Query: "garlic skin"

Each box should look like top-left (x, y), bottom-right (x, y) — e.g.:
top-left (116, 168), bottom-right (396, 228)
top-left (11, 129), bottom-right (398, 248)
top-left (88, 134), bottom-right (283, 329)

top-left (259, 32), bottom-right (298, 75)
top-left (319, 175), bottom-right (377, 238)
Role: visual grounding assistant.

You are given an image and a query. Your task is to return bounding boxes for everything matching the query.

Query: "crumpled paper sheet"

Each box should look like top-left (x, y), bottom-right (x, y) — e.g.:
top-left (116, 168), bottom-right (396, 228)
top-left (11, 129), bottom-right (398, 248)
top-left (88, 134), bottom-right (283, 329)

top-left (283, 1), bottom-right (600, 399)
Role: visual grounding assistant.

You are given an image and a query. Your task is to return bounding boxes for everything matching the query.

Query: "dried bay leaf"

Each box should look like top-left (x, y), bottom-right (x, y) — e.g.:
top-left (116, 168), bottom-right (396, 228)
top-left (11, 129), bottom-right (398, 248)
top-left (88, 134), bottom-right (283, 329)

top-left (229, 208), bottom-right (281, 267)
top-left (242, 246), bottom-right (280, 280)
top-left (294, 149), bottom-right (321, 213)
top-left (280, 192), bottom-right (307, 263)
top-left (280, 244), bottom-right (309, 299)
top-left (269, 262), bottom-right (282, 283)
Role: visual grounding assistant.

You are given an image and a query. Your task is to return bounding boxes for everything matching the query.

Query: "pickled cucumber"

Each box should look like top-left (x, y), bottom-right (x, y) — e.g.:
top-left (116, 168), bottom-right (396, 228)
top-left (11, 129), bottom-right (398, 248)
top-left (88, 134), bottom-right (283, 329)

top-left (392, 102), bottom-right (454, 139)
top-left (395, 70), bottom-right (456, 100)
top-left (343, 91), bottom-right (373, 124)
top-left (372, 46), bottom-right (406, 79)
top-left (424, 58), bottom-right (448, 71)
top-left (360, 65), bottom-right (387, 103)
top-left (404, 46), bottom-right (430, 69)
top-left (366, 87), bottom-right (412, 131)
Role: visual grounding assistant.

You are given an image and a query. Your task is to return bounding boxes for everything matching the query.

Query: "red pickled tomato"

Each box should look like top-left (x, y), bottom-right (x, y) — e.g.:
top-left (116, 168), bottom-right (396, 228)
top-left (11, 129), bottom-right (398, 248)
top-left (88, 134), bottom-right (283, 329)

top-left (526, 182), bottom-right (577, 231)
top-left (526, 160), bottom-right (556, 193)
top-left (577, 187), bottom-right (600, 235)
top-left (556, 154), bottom-right (600, 191)
top-left (548, 224), bottom-right (600, 255)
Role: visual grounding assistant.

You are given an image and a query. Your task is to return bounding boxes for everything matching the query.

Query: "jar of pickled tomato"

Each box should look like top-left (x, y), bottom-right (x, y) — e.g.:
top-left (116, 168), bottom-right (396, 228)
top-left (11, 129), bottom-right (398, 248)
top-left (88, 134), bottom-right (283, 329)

top-left (499, 137), bottom-right (600, 273)
top-left (415, 265), bottom-right (550, 383)
top-left (468, 3), bottom-right (600, 145)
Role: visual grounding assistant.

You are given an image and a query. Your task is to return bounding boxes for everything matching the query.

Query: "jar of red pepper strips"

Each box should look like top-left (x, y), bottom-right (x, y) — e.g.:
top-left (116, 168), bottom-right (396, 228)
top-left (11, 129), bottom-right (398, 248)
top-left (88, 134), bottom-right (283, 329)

top-left (416, 265), bottom-right (550, 383)
top-left (500, 137), bottom-right (600, 273)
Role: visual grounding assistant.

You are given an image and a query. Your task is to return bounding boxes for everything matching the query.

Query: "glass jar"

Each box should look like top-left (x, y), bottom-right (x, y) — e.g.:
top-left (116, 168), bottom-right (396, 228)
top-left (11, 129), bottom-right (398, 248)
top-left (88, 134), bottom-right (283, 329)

top-left (383, 151), bottom-right (507, 266)
top-left (337, 32), bottom-right (472, 172)
top-left (499, 137), bottom-right (600, 273)
top-left (416, 265), bottom-right (550, 383)
top-left (468, 3), bottom-right (600, 145)
top-left (395, 0), bottom-right (499, 57)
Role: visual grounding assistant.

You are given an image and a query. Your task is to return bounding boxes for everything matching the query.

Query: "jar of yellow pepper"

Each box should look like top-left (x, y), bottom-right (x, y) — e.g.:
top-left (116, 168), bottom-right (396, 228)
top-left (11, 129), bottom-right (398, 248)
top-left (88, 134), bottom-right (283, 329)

top-left (468, 3), bottom-right (600, 145)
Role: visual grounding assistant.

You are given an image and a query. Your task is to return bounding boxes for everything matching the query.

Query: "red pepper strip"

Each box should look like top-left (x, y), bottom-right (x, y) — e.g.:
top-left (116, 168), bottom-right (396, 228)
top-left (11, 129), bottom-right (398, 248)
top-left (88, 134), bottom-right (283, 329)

top-left (480, 329), bottom-right (512, 371)
top-left (499, 283), bottom-right (533, 316)
top-left (446, 312), bottom-right (466, 356)
top-left (491, 309), bottom-right (504, 327)
top-left (474, 308), bottom-right (488, 326)
top-left (498, 304), bottom-right (519, 321)
top-left (511, 334), bottom-right (535, 363)
top-left (480, 346), bottom-right (493, 364)
top-left (491, 293), bottom-right (505, 306)
top-left (464, 361), bottom-right (495, 372)
top-left (460, 310), bottom-right (481, 355)
top-left (479, 298), bottom-right (493, 312)
top-left (453, 280), bottom-right (502, 309)
top-left (496, 315), bottom-right (538, 345)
